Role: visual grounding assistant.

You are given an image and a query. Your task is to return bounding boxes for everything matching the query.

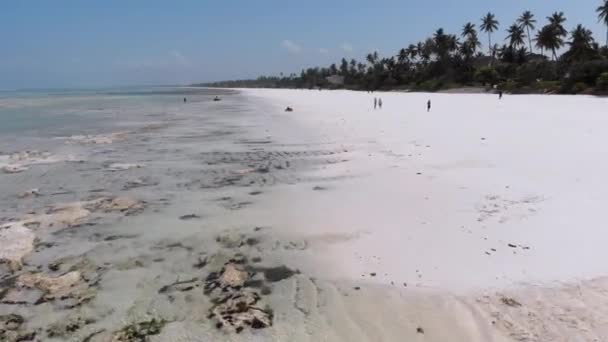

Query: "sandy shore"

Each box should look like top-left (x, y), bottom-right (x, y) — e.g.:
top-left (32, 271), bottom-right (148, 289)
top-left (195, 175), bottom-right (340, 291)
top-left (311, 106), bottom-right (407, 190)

top-left (1, 88), bottom-right (608, 341)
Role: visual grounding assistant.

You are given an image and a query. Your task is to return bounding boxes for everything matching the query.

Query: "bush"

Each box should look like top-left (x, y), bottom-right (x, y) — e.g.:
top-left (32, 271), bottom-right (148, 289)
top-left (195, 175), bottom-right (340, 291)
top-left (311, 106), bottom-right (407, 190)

top-left (516, 61), bottom-right (559, 85)
top-left (412, 79), bottom-right (444, 91)
top-left (597, 72), bottom-right (608, 90)
top-left (536, 80), bottom-right (561, 93)
top-left (573, 82), bottom-right (588, 93)
top-left (474, 67), bottom-right (499, 86)
top-left (499, 80), bottom-right (518, 92)
top-left (567, 60), bottom-right (608, 85)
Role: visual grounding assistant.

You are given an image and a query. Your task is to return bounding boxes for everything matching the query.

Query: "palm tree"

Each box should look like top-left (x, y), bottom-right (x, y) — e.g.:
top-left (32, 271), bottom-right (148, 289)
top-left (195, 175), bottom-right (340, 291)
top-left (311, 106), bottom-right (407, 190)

top-left (366, 51), bottom-right (379, 66)
top-left (536, 24), bottom-right (565, 60)
top-left (535, 25), bottom-right (552, 57)
top-left (406, 44), bottom-right (418, 61)
top-left (506, 24), bottom-right (526, 49)
top-left (480, 12), bottom-right (499, 60)
top-left (548, 12), bottom-right (568, 38)
top-left (517, 11), bottom-right (536, 53)
top-left (564, 24), bottom-right (597, 62)
top-left (462, 22), bottom-right (476, 38)
top-left (598, 0), bottom-right (608, 47)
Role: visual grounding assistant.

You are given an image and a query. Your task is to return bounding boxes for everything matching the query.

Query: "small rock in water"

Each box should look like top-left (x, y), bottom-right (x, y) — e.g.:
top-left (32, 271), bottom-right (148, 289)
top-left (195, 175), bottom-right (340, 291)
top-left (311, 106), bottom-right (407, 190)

top-left (369, 272), bottom-right (376, 277)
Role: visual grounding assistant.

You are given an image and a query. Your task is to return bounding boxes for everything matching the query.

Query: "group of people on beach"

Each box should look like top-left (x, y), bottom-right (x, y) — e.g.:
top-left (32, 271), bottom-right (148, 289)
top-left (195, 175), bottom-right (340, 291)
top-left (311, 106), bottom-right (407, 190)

top-left (374, 97), bottom-right (432, 112)
top-left (373, 97), bottom-right (383, 110)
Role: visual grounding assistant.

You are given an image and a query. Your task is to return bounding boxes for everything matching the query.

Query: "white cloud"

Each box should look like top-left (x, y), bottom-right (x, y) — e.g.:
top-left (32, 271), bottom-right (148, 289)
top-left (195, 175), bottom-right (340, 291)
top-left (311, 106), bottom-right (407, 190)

top-left (340, 43), bottom-right (354, 53)
top-left (282, 40), bottom-right (302, 53)
top-left (318, 48), bottom-right (329, 54)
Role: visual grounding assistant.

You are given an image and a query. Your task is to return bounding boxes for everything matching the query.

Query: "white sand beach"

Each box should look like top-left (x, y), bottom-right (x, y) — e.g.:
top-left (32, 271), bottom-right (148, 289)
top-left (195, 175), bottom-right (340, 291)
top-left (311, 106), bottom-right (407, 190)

top-left (2, 88), bottom-right (608, 341)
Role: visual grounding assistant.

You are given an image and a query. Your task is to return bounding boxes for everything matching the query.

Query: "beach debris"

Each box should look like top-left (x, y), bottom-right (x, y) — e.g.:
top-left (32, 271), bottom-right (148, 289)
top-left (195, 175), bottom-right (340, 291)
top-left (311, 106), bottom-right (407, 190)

top-left (111, 319), bottom-right (166, 342)
top-left (249, 190), bottom-right (263, 196)
top-left (179, 214), bottom-right (201, 220)
top-left (313, 186), bottom-right (327, 191)
top-left (285, 106), bottom-right (293, 112)
top-left (500, 297), bottom-right (522, 307)
top-left (0, 314), bottom-right (36, 342)
top-left (507, 243), bottom-right (517, 248)
top-left (354, 286), bottom-right (361, 290)
top-left (370, 272), bottom-right (377, 277)
top-left (416, 326), bottom-right (425, 334)
top-left (0, 222), bottom-right (35, 271)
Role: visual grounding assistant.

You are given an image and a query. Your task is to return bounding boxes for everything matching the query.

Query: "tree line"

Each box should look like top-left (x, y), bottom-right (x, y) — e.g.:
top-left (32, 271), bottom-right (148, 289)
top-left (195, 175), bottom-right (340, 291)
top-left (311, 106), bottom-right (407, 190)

top-left (201, 3), bottom-right (608, 94)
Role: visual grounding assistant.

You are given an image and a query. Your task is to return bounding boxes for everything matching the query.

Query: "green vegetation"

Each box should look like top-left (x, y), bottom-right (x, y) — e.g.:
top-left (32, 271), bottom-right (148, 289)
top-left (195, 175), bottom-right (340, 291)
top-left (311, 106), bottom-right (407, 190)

top-left (201, 3), bottom-right (608, 95)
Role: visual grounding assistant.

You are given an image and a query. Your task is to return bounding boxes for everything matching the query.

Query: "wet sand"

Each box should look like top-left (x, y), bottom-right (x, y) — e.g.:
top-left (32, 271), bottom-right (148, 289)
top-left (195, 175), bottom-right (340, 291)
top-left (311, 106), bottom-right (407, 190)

top-left (2, 88), bottom-right (608, 341)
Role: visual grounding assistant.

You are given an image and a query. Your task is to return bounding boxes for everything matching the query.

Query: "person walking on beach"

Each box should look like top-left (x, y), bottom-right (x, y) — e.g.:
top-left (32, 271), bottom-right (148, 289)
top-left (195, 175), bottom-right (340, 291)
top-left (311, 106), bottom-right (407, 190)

top-left (427, 100), bottom-right (431, 112)
top-left (378, 98), bottom-right (383, 109)
top-left (498, 90), bottom-right (503, 99)
top-left (374, 98), bottom-right (377, 110)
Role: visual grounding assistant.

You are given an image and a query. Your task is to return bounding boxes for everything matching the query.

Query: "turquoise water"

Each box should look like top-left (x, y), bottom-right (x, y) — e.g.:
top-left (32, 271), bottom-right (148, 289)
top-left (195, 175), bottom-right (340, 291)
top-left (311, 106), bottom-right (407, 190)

top-left (0, 87), bottom-right (229, 137)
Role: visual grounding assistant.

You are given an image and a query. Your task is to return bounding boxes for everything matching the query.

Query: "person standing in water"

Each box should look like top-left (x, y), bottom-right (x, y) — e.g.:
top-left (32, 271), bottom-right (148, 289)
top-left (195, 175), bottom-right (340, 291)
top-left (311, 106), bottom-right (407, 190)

top-left (378, 98), bottom-right (383, 109)
top-left (374, 98), bottom-right (377, 110)
top-left (427, 100), bottom-right (431, 112)
top-left (183, 97), bottom-right (187, 103)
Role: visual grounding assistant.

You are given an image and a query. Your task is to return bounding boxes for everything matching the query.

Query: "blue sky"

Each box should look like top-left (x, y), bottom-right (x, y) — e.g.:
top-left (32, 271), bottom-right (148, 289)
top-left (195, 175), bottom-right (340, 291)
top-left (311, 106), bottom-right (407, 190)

top-left (0, 0), bottom-right (605, 89)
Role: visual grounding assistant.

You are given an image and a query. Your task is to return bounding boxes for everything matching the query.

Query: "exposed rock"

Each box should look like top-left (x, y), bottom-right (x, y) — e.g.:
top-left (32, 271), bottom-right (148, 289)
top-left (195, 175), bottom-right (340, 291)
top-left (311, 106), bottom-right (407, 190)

top-left (216, 232), bottom-right (246, 249)
top-left (18, 271), bottom-right (81, 297)
top-left (106, 163), bottom-right (144, 172)
top-left (16, 189), bottom-right (40, 199)
top-left (1, 164), bottom-right (28, 174)
top-left (64, 132), bottom-right (128, 145)
top-left (85, 197), bottom-right (145, 216)
top-left (1, 150), bottom-right (64, 174)
top-left (111, 319), bottom-right (166, 342)
top-left (221, 264), bottom-right (248, 287)
top-left (205, 261), bottom-right (273, 332)
top-left (0, 313), bottom-right (36, 342)
top-left (4, 270), bottom-right (97, 307)
top-left (0, 222), bottom-right (35, 271)
top-left (47, 316), bottom-right (95, 338)
top-left (209, 290), bottom-right (273, 332)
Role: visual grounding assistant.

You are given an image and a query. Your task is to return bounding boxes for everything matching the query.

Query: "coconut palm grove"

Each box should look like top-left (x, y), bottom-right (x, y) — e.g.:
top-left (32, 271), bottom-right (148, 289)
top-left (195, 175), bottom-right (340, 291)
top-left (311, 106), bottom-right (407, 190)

top-left (204, 3), bottom-right (608, 94)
